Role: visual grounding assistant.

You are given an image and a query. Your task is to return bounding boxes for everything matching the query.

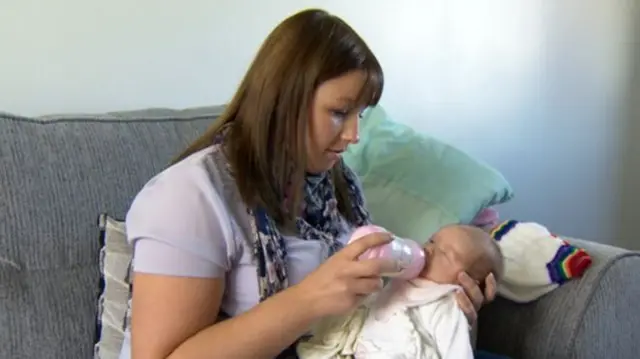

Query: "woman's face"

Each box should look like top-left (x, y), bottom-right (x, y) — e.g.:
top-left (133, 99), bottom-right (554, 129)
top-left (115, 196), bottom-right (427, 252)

top-left (306, 70), bottom-right (368, 173)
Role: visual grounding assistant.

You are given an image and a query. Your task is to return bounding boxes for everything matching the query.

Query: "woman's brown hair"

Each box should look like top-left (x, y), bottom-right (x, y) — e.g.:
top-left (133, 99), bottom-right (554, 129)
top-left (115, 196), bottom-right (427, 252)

top-left (174, 9), bottom-right (384, 226)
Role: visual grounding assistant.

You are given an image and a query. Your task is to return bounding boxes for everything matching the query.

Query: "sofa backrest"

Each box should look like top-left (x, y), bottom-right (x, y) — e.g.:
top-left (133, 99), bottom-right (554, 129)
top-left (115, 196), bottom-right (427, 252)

top-left (0, 105), bottom-right (224, 359)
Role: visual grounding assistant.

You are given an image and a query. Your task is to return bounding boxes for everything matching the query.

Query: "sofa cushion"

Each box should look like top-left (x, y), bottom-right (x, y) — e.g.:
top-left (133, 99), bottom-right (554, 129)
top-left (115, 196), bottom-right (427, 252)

top-left (343, 105), bottom-right (514, 242)
top-left (0, 106), bottom-right (224, 359)
top-left (95, 214), bottom-right (131, 359)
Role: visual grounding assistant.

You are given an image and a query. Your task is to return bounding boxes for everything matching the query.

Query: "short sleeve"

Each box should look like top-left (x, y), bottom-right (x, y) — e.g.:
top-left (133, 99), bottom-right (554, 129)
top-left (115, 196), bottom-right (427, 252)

top-left (125, 161), bottom-right (235, 278)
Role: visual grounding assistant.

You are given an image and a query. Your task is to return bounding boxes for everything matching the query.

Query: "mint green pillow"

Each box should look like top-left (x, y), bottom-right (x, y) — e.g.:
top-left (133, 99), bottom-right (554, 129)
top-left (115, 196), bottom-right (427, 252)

top-left (343, 105), bottom-right (514, 243)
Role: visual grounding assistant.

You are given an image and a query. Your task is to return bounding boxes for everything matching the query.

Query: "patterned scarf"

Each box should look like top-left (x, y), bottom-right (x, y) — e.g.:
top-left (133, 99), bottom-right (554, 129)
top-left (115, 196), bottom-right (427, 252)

top-left (251, 164), bottom-right (371, 301)
top-left (211, 134), bottom-right (370, 359)
top-left (253, 169), bottom-right (371, 359)
top-left (211, 133), bottom-right (371, 301)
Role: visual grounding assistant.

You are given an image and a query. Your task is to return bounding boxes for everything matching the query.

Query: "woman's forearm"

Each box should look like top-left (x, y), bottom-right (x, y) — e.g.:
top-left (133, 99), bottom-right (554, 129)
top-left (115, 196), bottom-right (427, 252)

top-left (168, 285), bottom-right (316, 359)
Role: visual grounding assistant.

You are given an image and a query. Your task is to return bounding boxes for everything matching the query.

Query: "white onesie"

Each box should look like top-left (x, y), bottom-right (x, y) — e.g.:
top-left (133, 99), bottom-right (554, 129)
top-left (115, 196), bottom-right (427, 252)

top-left (297, 278), bottom-right (473, 359)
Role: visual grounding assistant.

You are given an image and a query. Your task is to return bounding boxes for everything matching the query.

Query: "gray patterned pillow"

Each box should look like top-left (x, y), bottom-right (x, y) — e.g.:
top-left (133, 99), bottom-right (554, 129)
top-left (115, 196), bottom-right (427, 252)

top-left (95, 214), bottom-right (133, 359)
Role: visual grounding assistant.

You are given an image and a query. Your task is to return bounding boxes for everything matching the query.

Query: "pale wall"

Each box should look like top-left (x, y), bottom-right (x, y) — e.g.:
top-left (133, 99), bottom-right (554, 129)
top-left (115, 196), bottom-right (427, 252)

top-left (1, 0), bottom-right (637, 246)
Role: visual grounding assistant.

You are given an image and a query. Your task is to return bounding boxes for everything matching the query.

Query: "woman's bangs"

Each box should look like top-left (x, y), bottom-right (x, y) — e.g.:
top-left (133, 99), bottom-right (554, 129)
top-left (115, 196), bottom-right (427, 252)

top-left (356, 63), bottom-right (384, 108)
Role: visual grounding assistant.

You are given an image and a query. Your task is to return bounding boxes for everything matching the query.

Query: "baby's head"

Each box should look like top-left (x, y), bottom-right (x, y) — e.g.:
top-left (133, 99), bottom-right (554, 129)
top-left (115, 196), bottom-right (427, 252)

top-left (419, 224), bottom-right (504, 285)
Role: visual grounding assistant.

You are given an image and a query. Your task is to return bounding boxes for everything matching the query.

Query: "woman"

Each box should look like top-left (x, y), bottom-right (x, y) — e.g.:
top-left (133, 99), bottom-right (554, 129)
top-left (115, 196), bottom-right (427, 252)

top-left (121, 8), bottom-right (497, 359)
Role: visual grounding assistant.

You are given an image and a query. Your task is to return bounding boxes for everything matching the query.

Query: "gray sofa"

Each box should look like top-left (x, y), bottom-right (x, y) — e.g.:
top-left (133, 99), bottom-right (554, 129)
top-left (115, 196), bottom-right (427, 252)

top-left (1, 106), bottom-right (639, 359)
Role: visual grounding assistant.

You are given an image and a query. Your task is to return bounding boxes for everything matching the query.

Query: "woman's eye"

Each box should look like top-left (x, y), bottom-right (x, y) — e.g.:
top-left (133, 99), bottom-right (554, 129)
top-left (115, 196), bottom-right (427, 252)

top-left (330, 110), bottom-right (348, 122)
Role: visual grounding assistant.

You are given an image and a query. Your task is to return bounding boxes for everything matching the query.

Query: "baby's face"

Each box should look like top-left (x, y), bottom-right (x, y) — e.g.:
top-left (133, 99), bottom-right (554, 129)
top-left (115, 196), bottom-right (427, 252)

top-left (418, 227), bottom-right (478, 284)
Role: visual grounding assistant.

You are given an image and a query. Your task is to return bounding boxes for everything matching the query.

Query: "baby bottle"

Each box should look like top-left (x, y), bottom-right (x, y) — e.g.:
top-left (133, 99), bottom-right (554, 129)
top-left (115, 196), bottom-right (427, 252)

top-left (348, 225), bottom-right (426, 280)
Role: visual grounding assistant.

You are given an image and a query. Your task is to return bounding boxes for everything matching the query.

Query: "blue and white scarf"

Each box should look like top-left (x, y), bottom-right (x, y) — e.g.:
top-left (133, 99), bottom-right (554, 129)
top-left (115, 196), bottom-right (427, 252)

top-left (251, 165), bottom-right (371, 301)
top-left (212, 134), bottom-right (370, 359)
top-left (212, 132), bottom-right (371, 301)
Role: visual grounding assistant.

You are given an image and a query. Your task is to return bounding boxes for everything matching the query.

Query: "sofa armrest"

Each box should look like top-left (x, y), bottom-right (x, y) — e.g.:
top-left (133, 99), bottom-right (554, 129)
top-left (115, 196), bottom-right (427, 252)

top-left (477, 238), bottom-right (640, 359)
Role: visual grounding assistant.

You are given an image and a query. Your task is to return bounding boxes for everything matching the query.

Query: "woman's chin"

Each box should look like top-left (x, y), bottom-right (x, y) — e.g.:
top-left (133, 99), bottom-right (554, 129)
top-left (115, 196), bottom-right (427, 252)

top-left (306, 158), bottom-right (337, 173)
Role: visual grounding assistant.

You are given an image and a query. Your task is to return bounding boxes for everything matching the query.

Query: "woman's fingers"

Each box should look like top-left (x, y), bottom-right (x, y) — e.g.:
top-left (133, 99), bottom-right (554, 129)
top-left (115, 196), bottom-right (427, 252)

top-left (457, 272), bottom-right (484, 311)
top-left (455, 290), bottom-right (478, 325)
top-left (349, 277), bottom-right (385, 295)
top-left (483, 272), bottom-right (497, 303)
top-left (342, 258), bottom-right (398, 278)
top-left (455, 271), bottom-right (497, 325)
top-left (339, 232), bottom-right (393, 260)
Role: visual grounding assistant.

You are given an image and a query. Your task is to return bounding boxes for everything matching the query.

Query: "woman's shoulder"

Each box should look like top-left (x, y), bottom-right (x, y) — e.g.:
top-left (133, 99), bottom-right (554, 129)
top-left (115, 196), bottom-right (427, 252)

top-left (126, 146), bottom-right (234, 234)
top-left (125, 145), bottom-right (243, 277)
top-left (134, 147), bottom-right (219, 203)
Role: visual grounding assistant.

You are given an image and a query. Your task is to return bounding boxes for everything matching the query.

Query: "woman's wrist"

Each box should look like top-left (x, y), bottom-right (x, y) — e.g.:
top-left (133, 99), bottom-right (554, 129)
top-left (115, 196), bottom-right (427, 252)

top-left (282, 282), bottom-right (325, 324)
top-left (169, 285), bottom-right (321, 359)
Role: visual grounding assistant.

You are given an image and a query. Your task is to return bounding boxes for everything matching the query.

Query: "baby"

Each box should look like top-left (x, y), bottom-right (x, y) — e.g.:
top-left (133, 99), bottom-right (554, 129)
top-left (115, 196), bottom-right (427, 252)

top-left (420, 223), bottom-right (504, 287)
top-left (297, 224), bottom-right (504, 359)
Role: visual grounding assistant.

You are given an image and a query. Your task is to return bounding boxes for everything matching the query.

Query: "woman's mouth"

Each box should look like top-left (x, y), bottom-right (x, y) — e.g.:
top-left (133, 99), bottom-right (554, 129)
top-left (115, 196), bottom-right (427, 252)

top-left (326, 149), bottom-right (344, 161)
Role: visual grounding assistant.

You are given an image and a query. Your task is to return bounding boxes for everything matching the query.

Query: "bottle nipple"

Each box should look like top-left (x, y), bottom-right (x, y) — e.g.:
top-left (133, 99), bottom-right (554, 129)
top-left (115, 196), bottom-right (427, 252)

top-left (348, 225), bottom-right (426, 280)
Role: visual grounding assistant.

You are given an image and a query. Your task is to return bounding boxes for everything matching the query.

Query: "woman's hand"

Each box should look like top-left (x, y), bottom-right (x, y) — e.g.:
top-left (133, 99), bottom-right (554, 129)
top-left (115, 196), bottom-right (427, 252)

top-left (292, 232), bottom-right (397, 319)
top-left (455, 271), bottom-right (497, 325)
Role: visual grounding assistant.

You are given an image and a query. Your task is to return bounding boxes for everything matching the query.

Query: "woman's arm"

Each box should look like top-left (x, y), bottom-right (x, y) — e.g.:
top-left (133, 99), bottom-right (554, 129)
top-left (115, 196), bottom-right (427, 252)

top-left (131, 272), bottom-right (315, 359)
top-left (127, 167), bottom-right (319, 358)
top-left (126, 165), bottom-right (395, 358)
top-left (130, 232), bottom-right (396, 359)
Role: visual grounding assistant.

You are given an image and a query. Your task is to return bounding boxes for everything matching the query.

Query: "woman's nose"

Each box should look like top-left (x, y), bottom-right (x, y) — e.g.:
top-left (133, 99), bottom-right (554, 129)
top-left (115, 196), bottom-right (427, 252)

top-left (341, 115), bottom-right (360, 144)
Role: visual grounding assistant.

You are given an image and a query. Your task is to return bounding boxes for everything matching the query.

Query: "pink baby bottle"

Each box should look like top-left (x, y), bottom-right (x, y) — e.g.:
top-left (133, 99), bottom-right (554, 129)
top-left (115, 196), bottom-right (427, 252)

top-left (348, 224), bottom-right (426, 280)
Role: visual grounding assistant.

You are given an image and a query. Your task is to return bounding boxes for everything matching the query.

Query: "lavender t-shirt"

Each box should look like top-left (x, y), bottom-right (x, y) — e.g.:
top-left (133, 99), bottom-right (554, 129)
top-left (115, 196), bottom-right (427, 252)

top-left (118, 146), bottom-right (352, 358)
